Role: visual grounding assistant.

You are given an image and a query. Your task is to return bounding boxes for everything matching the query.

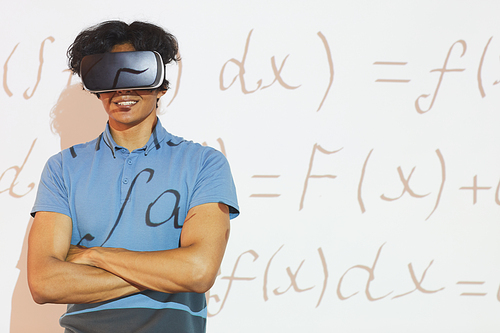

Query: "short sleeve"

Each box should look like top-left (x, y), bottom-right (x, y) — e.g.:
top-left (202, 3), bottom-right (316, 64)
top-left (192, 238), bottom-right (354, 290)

top-left (189, 149), bottom-right (239, 219)
top-left (31, 153), bottom-right (71, 218)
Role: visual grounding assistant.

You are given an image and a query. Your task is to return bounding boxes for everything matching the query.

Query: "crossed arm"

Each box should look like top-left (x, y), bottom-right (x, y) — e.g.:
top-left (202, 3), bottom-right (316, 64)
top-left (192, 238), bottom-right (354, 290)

top-left (27, 202), bottom-right (230, 305)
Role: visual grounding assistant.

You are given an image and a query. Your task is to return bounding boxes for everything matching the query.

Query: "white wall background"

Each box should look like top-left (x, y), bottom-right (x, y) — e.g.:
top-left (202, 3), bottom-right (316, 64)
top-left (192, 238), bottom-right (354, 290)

top-left (2, 1), bottom-right (500, 332)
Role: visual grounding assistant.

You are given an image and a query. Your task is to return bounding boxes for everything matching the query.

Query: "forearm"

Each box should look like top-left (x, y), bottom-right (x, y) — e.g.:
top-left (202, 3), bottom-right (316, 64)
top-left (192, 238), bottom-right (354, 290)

top-left (86, 245), bottom-right (218, 294)
top-left (28, 255), bottom-right (142, 305)
top-left (69, 203), bottom-right (231, 294)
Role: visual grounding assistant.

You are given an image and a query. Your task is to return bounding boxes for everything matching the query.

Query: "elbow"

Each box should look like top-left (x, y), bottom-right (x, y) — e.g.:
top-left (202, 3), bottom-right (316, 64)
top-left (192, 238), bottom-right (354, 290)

top-left (28, 272), bottom-right (60, 304)
top-left (28, 268), bottom-right (46, 304)
top-left (190, 280), bottom-right (215, 294)
top-left (29, 283), bottom-right (65, 305)
top-left (187, 265), bottom-right (218, 294)
top-left (191, 278), bottom-right (215, 294)
top-left (31, 292), bottom-right (50, 305)
top-left (28, 280), bottom-right (51, 304)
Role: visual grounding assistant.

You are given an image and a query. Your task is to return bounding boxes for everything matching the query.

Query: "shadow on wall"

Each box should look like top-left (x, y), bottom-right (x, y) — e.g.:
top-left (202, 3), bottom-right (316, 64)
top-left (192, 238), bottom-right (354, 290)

top-left (50, 83), bottom-right (108, 150)
top-left (10, 84), bottom-right (107, 332)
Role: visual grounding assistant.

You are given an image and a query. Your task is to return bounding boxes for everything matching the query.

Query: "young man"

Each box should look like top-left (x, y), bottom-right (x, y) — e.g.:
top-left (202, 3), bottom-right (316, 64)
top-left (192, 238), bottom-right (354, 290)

top-left (27, 21), bottom-right (239, 332)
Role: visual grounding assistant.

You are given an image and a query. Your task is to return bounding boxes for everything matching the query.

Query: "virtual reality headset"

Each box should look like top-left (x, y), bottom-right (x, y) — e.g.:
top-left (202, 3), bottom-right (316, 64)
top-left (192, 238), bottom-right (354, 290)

top-left (80, 51), bottom-right (165, 93)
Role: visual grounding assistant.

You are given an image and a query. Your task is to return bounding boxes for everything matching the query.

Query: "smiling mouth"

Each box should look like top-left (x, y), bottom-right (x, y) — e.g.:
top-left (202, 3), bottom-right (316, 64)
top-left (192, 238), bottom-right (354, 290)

top-left (116, 101), bottom-right (138, 106)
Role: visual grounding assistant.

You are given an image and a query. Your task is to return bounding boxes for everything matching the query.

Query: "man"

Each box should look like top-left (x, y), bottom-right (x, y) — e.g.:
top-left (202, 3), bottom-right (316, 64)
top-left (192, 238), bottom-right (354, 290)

top-left (27, 21), bottom-right (239, 332)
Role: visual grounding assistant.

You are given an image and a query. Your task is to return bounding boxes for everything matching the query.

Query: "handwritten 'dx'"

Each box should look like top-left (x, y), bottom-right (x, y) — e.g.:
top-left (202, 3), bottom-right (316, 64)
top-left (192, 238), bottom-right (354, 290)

top-left (219, 30), bottom-right (334, 112)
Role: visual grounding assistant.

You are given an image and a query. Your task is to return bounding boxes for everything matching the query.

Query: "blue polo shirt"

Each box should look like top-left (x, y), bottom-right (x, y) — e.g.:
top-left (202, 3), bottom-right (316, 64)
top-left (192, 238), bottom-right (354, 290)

top-left (31, 118), bottom-right (239, 332)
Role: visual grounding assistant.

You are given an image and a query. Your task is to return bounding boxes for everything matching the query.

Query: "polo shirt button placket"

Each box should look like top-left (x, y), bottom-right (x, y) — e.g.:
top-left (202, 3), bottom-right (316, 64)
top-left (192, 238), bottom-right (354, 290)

top-left (121, 152), bottom-right (133, 201)
top-left (123, 157), bottom-right (132, 185)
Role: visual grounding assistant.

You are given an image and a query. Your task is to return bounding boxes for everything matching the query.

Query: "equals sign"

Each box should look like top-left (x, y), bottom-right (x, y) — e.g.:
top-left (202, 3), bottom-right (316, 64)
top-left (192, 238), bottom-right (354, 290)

top-left (250, 175), bottom-right (281, 198)
top-left (373, 61), bottom-right (411, 83)
top-left (456, 281), bottom-right (487, 296)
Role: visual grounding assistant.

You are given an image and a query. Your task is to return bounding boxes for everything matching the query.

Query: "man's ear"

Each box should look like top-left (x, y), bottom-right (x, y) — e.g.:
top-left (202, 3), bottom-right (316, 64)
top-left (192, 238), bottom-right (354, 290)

top-left (155, 90), bottom-right (167, 108)
top-left (156, 90), bottom-right (167, 99)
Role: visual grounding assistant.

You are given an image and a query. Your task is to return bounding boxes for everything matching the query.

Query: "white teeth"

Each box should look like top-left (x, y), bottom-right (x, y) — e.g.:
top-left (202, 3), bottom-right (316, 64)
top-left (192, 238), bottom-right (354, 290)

top-left (117, 101), bottom-right (138, 106)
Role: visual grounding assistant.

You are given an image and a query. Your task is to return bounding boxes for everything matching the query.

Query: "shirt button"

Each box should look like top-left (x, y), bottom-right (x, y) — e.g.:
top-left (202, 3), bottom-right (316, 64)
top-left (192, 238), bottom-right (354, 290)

top-left (127, 160), bottom-right (132, 165)
top-left (123, 178), bottom-right (129, 184)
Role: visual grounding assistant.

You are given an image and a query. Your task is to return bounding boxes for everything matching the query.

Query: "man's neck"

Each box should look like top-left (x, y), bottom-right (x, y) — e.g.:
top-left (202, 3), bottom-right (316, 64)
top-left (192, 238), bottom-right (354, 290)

top-left (109, 117), bottom-right (157, 152)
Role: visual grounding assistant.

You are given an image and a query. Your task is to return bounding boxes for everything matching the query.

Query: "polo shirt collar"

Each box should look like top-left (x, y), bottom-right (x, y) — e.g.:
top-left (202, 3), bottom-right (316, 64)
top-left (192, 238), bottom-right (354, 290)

top-left (100, 118), bottom-right (177, 157)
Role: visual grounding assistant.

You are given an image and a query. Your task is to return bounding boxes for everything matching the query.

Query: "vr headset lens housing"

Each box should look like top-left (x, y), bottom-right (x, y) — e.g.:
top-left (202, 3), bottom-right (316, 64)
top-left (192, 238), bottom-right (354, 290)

top-left (80, 51), bottom-right (165, 93)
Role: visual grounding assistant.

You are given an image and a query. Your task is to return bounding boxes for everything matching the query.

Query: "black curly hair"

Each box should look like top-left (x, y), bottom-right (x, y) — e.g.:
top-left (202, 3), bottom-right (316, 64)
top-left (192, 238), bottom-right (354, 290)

top-left (67, 20), bottom-right (180, 91)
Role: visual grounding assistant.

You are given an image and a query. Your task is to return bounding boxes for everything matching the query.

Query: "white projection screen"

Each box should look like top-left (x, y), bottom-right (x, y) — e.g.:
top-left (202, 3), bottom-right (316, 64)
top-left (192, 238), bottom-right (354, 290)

top-left (2, 1), bottom-right (500, 332)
